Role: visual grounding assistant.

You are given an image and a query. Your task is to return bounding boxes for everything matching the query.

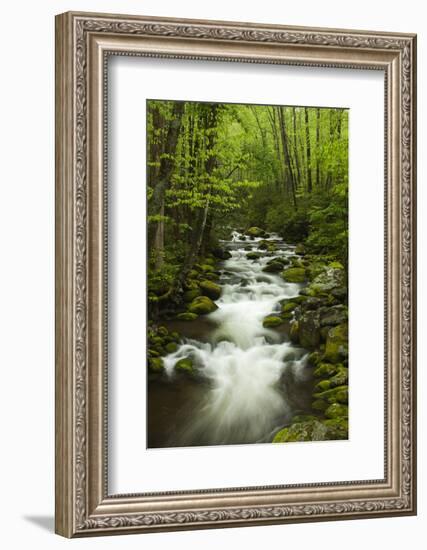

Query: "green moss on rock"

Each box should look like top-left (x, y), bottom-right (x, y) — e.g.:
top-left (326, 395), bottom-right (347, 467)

top-left (325, 403), bottom-right (349, 419)
top-left (324, 323), bottom-right (348, 363)
top-left (273, 420), bottom-right (329, 443)
top-left (313, 385), bottom-right (348, 405)
top-left (312, 399), bottom-right (328, 412)
top-left (183, 288), bottom-right (201, 302)
top-left (328, 261), bottom-right (344, 270)
top-left (246, 226), bottom-right (264, 237)
top-left (329, 366), bottom-right (348, 387)
top-left (313, 362), bottom-right (340, 379)
top-left (199, 280), bottom-right (221, 300)
top-left (323, 418), bottom-right (349, 439)
top-left (281, 301), bottom-right (297, 314)
top-left (262, 315), bottom-right (283, 328)
top-left (188, 295), bottom-right (218, 315)
top-left (314, 379), bottom-right (331, 392)
top-left (307, 351), bottom-right (322, 367)
top-left (176, 312), bottom-right (199, 321)
top-left (175, 358), bottom-right (194, 375)
top-left (183, 278), bottom-right (200, 291)
top-left (281, 267), bottom-right (306, 283)
top-left (262, 261), bottom-right (283, 273)
top-left (281, 312), bottom-right (293, 321)
top-left (290, 321), bottom-right (299, 344)
top-left (291, 414), bottom-right (317, 423)
top-left (247, 252), bottom-right (262, 260)
top-left (148, 357), bottom-right (164, 373)
top-left (165, 342), bottom-right (178, 354)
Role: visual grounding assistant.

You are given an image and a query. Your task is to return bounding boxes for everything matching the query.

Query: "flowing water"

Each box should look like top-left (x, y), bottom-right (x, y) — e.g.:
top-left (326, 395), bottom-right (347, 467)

top-left (147, 232), bottom-right (313, 448)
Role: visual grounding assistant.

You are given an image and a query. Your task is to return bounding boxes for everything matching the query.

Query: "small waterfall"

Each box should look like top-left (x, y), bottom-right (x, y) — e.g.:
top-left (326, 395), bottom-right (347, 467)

top-left (157, 231), bottom-right (311, 447)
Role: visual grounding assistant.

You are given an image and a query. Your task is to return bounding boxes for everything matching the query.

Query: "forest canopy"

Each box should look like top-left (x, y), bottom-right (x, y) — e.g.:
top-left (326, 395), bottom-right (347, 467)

top-left (147, 99), bottom-right (348, 311)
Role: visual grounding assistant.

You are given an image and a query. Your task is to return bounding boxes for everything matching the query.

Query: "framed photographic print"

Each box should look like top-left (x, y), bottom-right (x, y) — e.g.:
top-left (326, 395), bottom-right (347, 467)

top-left (55, 11), bottom-right (417, 537)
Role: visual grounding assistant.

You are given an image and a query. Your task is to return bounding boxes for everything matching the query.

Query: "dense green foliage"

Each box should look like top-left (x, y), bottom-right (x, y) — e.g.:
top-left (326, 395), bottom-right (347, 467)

top-left (147, 100), bottom-right (348, 313)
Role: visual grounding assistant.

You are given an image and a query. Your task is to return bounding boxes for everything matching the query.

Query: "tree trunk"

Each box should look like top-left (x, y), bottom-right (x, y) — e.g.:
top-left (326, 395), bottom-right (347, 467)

top-left (292, 107), bottom-right (301, 190)
top-left (278, 106), bottom-right (297, 207)
top-left (175, 106), bottom-right (219, 295)
top-left (304, 108), bottom-right (313, 193)
top-left (150, 102), bottom-right (185, 268)
top-left (316, 107), bottom-right (321, 188)
top-left (267, 107), bottom-right (284, 189)
top-left (325, 109), bottom-right (335, 192)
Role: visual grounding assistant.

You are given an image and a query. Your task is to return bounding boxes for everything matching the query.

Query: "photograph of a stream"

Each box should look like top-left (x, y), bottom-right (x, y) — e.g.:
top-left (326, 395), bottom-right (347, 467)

top-left (147, 99), bottom-right (349, 448)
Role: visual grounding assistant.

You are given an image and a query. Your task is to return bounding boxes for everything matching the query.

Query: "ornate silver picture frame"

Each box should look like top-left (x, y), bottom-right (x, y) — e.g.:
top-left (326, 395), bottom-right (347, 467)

top-left (55, 11), bottom-right (417, 537)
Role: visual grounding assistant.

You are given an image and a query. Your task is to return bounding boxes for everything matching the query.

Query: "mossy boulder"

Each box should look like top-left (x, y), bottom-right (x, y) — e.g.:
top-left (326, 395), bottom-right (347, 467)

top-left (281, 301), bottom-right (298, 314)
top-left (188, 295), bottom-right (218, 315)
top-left (303, 297), bottom-right (325, 310)
top-left (289, 257), bottom-right (305, 268)
top-left (328, 261), bottom-right (344, 270)
top-left (320, 305), bottom-right (348, 327)
top-left (263, 315), bottom-right (283, 328)
top-left (148, 357), bottom-right (164, 373)
top-left (281, 312), bottom-right (293, 321)
top-left (313, 362), bottom-right (340, 379)
top-left (323, 418), bottom-right (348, 440)
top-left (312, 399), bottom-right (328, 412)
top-left (176, 312), bottom-right (199, 321)
top-left (165, 342), bottom-right (178, 354)
top-left (331, 286), bottom-right (348, 301)
top-left (151, 336), bottom-right (164, 346)
top-left (298, 310), bottom-right (321, 350)
top-left (212, 247), bottom-right (232, 260)
top-left (308, 267), bottom-right (346, 295)
top-left (307, 351), bottom-right (322, 367)
top-left (281, 267), bottom-right (306, 283)
top-left (314, 379), bottom-right (332, 393)
top-left (273, 420), bottom-right (329, 443)
top-left (175, 357), bottom-right (195, 375)
top-left (246, 226), bottom-right (264, 237)
top-left (262, 261), bottom-right (283, 273)
top-left (257, 239), bottom-right (270, 250)
top-left (286, 295), bottom-right (308, 305)
top-left (199, 280), bottom-right (221, 300)
top-left (320, 326), bottom-right (330, 342)
top-left (183, 288), bottom-right (201, 303)
top-left (203, 271), bottom-right (220, 281)
top-left (295, 243), bottom-right (306, 255)
top-left (324, 323), bottom-right (348, 363)
top-left (150, 280), bottom-right (170, 296)
top-left (183, 278), bottom-right (200, 291)
top-left (290, 321), bottom-right (299, 344)
top-left (291, 414), bottom-right (317, 423)
top-left (329, 366), bottom-right (348, 387)
top-left (247, 252), bottom-right (262, 260)
top-left (306, 261), bottom-right (328, 281)
top-left (325, 403), bottom-right (348, 419)
top-left (200, 263), bottom-right (215, 273)
top-left (258, 240), bottom-right (277, 253)
top-left (313, 385), bottom-right (348, 405)
top-left (157, 326), bottom-right (168, 337)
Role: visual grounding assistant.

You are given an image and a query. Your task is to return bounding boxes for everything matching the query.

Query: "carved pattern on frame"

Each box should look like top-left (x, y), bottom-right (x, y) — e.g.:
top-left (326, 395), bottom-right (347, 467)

top-left (72, 17), bottom-right (414, 531)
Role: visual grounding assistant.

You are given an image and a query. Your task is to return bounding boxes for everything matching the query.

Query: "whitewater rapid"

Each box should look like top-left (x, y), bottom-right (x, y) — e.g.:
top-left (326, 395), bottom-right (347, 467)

top-left (161, 231), bottom-right (310, 446)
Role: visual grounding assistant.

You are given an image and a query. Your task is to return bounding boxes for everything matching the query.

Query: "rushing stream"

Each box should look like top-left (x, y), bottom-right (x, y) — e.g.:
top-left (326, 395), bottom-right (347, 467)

top-left (147, 232), bottom-right (314, 448)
